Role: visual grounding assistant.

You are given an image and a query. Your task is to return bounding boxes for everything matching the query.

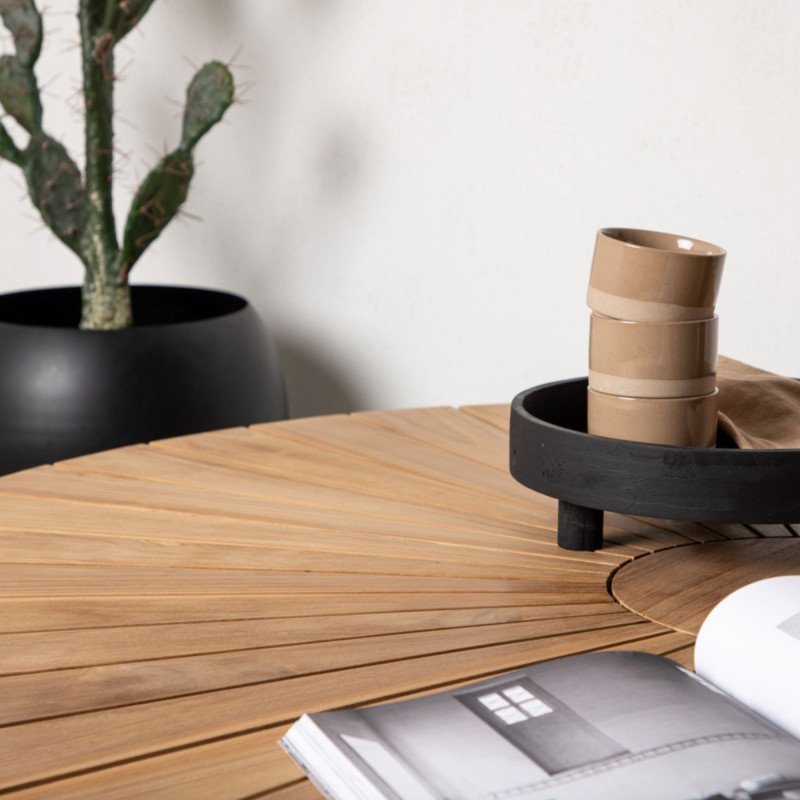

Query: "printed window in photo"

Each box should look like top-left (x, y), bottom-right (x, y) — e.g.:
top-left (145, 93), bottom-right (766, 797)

top-left (476, 685), bottom-right (554, 725)
top-left (456, 677), bottom-right (629, 774)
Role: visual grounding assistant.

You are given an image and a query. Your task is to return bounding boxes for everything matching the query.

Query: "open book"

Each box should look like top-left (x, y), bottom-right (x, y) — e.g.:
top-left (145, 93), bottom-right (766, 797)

top-left (281, 576), bottom-right (800, 800)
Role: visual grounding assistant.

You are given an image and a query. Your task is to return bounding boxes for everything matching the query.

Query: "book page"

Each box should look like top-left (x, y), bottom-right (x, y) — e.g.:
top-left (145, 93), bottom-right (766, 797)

top-left (695, 575), bottom-right (800, 740)
top-left (294, 651), bottom-right (800, 800)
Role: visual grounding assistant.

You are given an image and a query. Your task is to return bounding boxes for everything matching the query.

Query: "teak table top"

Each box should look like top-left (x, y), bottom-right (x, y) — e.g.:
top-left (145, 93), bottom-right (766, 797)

top-left (0, 405), bottom-right (798, 799)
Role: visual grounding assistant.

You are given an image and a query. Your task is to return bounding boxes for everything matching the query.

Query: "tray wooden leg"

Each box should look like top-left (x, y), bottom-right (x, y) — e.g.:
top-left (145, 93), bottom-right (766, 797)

top-left (558, 500), bottom-right (604, 551)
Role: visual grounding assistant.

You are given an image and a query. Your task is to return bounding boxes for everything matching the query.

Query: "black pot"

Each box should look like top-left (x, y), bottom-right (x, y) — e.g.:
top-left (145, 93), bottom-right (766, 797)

top-left (0, 285), bottom-right (287, 475)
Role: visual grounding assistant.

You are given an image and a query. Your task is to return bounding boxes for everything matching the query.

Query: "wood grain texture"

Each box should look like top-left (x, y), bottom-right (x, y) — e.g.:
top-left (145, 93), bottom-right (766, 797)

top-left (0, 405), bottom-right (781, 798)
top-left (612, 538), bottom-right (800, 633)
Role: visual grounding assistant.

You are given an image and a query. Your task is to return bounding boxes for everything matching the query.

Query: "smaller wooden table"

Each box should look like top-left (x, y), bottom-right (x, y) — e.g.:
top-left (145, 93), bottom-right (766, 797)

top-left (0, 405), bottom-right (796, 798)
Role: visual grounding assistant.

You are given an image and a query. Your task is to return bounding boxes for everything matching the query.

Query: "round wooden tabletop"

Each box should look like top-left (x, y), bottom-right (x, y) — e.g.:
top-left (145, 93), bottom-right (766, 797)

top-left (0, 405), bottom-right (797, 799)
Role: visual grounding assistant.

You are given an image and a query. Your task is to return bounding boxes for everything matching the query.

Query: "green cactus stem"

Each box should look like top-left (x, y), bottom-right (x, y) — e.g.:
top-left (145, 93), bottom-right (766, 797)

top-left (80, 273), bottom-right (131, 330)
top-left (78, 0), bottom-right (122, 329)
top-left (0, 0), bottom-right (236, 330)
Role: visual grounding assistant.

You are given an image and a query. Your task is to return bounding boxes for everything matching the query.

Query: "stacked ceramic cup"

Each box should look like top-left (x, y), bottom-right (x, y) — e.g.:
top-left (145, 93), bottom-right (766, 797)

top-left (586, 228), bottom-right (726, 447)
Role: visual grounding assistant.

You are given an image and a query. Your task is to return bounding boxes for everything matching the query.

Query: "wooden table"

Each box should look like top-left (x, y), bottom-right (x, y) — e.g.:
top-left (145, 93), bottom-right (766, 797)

top-left (1, 405), bottom-right (799, 799)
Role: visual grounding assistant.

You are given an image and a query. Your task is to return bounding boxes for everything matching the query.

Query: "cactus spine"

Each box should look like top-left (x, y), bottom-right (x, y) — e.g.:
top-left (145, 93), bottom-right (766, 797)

top-left (0, 1), bottom-right (235, 329)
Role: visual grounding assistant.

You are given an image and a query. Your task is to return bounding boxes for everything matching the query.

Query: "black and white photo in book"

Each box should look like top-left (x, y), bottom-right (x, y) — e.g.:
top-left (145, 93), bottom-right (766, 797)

top-left (280, 577), bottom-right (800, 800)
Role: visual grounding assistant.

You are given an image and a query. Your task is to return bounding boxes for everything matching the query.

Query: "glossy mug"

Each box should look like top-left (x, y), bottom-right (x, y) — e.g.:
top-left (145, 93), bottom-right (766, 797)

top-left (587, 387), bottom-right (719, 448)
top-left (587, 228), bottom-right (726, 322)
top-left (589, 312), bottom-right (718, 398)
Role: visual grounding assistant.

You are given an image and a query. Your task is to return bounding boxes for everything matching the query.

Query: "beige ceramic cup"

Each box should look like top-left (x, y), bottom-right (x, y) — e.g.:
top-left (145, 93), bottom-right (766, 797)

top-left (587, 388), bottom-right (718, 447)
top-left (589, 312), bottom-right (718, 398)
top-left (587, 228), bottom-right (726, 322)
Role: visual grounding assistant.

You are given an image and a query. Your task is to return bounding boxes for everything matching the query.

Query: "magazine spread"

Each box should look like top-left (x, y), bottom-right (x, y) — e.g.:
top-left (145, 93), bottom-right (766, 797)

top-left (281, 577), bottom-right (800, 800)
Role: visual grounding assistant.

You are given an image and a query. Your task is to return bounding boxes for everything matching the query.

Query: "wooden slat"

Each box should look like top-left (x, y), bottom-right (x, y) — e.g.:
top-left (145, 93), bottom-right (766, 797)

top-left (666, 645), bottom-right (695, 670)
top-left (9, 726), bottom-right (300, 800)
top-left (601, 517), bottom-right (713, 551)
top-left (605, 630), bottom-right (696, 656)
top-left (0, 604), bottom-right (627, 676)
top-left (353, 407), bottom-right (511, 470)
top-left (0, 525), bottom-right (619, 579)
top-left (745, 523), bottom-right (796, 537)
top-left (0, 562), bottom-right (606, 597)
top-left (699, 522), bottom-right (767, 539)
top-left (459, 404), bottom-right (510, 431)
top-left (631, 518), bottom-right (731, 543)
top-left (0, 591), bottom-right (612, 633)
top-left (260, 783), bottom-right (320, 800)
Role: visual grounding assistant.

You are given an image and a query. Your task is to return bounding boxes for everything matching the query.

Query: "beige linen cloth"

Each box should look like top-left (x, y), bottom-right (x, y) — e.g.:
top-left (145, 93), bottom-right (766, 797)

top-left (718, 355), bottom-right (800, 448)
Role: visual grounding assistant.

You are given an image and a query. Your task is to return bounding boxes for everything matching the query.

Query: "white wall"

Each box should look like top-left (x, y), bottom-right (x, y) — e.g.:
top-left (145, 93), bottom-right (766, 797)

top-left (1, 1), bottom-right (798, 416)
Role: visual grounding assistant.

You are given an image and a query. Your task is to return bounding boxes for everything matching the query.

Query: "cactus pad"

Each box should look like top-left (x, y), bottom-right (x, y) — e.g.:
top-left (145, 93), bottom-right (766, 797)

top-left (181, 61), bottom-right (234, 151)
top-left (0, 0), bottom-right (42, 66)
top-left (118, 149), bottom-right (194, 273)
top-left (24, 134), bottom-right (86, 253)
top-left (0, 54), bottom-right (41, 132)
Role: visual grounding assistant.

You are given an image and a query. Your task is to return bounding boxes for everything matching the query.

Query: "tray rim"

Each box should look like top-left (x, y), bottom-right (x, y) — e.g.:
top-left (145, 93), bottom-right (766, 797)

top-left (509, 377), bottom-right (800, 523)
top-left (513, 376), bottom-right (800, 457)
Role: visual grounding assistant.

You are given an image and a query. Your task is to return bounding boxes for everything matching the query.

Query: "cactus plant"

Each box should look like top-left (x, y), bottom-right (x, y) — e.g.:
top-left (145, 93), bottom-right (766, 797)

top-left (0, 0), bottom-right (235, 329)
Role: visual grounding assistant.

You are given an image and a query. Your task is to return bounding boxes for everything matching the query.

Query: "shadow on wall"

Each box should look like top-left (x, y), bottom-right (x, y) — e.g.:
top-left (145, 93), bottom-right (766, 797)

top-left (256, 109), bottom-right (368, 419)
top-left (151, 0), bottom-right (366, 419)
top-left (276, 335), bottom-right (367, 418)
top-left (239, 1), bottom-right (366, 419)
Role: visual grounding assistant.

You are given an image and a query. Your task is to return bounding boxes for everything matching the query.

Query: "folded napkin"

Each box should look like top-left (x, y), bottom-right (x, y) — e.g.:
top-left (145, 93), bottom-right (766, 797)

top-left (718, 356), bottom-right (800, 449)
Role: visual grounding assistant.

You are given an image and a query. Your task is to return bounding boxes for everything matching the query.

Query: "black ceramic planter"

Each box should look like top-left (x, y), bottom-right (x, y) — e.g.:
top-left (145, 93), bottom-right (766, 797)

top-left (0, 285), bottom-right (287, 475)
top-left (510, 377), bottom-right (800, 551)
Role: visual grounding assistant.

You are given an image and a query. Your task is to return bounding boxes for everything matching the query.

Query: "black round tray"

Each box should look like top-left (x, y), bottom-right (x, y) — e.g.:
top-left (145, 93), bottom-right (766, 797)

top-left (509, 377), bottom-right (800, 551)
